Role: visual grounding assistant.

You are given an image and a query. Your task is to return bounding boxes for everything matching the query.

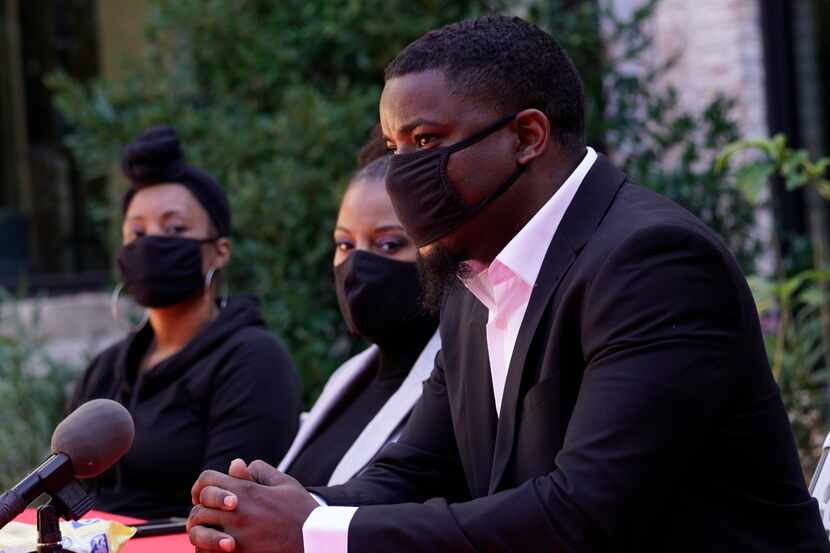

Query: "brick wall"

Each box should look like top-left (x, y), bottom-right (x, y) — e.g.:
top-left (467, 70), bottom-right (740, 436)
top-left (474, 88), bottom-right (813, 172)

top-left (654, 0), bottom-right (767, 138)
top-left (604, 0), bottom-right (774, 272)
top-left (606, 0), bottom-right (768, 139)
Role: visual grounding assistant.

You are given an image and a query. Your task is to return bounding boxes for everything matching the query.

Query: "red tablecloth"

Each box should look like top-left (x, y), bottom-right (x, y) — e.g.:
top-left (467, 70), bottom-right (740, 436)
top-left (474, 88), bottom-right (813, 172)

top-left (15, 509), bottom-right (192, 552)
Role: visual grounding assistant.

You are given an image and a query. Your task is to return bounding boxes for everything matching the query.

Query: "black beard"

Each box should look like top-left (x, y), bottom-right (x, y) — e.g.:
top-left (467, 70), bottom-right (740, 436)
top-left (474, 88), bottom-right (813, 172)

top-left (416, 244), bottom-right (471, 315)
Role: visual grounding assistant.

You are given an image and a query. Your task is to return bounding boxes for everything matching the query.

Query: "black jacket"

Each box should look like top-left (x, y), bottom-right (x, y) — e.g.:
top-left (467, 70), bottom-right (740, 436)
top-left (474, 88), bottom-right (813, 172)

top-left (70, 295), bottom-right (302, 519)
top-left (313, 156), bottom-right (829, 552)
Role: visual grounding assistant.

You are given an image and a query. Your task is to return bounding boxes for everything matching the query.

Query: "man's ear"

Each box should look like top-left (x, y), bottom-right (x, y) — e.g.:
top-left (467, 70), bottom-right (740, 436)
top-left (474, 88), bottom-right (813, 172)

top-left (513, 109), bottom-right (550, 165)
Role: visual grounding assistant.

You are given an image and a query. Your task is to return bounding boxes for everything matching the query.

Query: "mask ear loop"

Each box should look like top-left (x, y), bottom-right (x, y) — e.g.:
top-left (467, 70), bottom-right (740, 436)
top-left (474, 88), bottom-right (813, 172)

top-left (446, 112), bottom-right (518, 154)
top-left (205, 266), bottom-right (228, 309)
top-left (439, 112), bottom-right (521, 208)
top-left (110, 282), bottom-right (149, 330)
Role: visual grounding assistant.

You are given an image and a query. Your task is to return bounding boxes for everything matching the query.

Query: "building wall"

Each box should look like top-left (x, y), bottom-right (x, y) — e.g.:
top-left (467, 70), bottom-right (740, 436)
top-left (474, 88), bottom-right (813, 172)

top-left (651, 0), bottom-right (768, 140)
top-left (607, 0), bottom-right (768, 139)
top-left (793, 0), bottom-right (826, 156)
top-left (1, 292), bottom-right (130, 370)
top-left (0, 0), bottom-right (32, 224)
top-left (1, 0), bottom-right (148, 368)
top-left (96, 0), bottom-right (146, 81)
top-left (605, 0), bottom-right (773, 272)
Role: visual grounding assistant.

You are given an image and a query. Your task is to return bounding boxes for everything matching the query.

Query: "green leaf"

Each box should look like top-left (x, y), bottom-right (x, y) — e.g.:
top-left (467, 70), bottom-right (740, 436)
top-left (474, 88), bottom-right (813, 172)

top-left (734, 162), bottom-right (774, 204)
top-left (798, 286), bottom-right (825, 307)
top-left (748, 275), bottom-right (777, 314)
top-left (785, 171), bottom-right (809, 191)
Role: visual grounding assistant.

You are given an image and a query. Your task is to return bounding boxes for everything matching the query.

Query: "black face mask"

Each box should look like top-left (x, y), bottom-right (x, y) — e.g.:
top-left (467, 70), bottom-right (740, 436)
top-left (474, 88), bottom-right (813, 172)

top-left (334, 251), bottom-right (426, 343)
top-left (385, 113), bottom-right (527, 247)
top-left (117, 235), bottom-right (212, 308)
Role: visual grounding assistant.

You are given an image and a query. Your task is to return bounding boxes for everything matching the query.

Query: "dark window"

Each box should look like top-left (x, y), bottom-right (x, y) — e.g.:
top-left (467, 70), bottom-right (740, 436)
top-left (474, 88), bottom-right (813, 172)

top-left (761, 0), bottom-right (830, 262)
top-left (0, 0), bottom-right (109, 294)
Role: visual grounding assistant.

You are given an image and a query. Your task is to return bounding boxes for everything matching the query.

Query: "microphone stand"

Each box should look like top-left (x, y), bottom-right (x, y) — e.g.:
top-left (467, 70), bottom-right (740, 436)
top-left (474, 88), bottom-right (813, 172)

top-left (36, 503), bottom-right (70, 553)
top-left (34, 479), bottom-right (93, 553)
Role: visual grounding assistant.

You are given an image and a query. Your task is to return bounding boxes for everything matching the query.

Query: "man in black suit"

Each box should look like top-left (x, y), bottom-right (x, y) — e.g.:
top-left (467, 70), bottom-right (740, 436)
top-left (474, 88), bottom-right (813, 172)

top-left (187, 16), bottom-right (829, 552)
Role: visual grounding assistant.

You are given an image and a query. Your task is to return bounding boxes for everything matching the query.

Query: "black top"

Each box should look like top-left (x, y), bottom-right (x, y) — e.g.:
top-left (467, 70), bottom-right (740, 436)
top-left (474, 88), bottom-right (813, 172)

top-left (69, 295), bottom-right (302, 519)
top-left (313, 156), bottom-right (829, 552)
top-left (286, 320), bottom-right (436, 487)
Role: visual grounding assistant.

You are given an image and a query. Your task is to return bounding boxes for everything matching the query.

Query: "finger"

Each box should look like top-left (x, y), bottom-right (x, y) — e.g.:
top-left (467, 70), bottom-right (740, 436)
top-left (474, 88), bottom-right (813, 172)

top-left (192, 469), bottom-right (237, 505)
top-left (248, 459), bottom-right (291, 486)
top-left (189, 524), bottom-right (236, 553)
top-left (229, 458), bottom-right (253, 480)
top-left (199, 485), bottom-right (238, 511)
top-left (187, 504), bottom-right (230, 534)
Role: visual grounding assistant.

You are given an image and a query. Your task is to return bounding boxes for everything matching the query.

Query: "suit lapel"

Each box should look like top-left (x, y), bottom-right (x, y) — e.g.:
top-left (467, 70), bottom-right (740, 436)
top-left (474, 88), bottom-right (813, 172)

top-left (278, 346), bottom-right (377, 472)
top-left (328, 332), bottom-right (442, 485)
top-left (488, 155), bottom-right (626, 493)
top-left (462, 299), bottom-right (499, 497)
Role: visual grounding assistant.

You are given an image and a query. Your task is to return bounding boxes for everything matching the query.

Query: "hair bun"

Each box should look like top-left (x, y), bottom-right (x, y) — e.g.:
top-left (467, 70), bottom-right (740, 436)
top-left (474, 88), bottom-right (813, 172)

top-left (121, 125), bottom-right (185, 184)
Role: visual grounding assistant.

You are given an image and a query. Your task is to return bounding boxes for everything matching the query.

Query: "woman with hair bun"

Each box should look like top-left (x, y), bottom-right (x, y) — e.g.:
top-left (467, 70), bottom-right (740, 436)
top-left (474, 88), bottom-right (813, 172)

top-left (69, 126), bottom-right (302, 519)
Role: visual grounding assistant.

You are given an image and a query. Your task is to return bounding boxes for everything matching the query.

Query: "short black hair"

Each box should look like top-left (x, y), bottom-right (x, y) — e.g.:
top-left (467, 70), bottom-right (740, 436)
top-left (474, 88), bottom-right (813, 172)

top-left (356, 123), bottom-right (388, 170)
top-left (385, 15), bottom-right (585, 152)
top-left (351, 155), bottom-right (391, 186)
top-left (348, 124), bottom-right (391, 191)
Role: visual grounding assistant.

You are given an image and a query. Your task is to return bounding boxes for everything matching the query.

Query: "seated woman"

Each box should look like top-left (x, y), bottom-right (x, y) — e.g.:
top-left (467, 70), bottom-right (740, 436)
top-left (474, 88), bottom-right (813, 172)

top-left (70, 126), bottom-right (302, 518)
top-left (278, 152), bottom-right (439, 486)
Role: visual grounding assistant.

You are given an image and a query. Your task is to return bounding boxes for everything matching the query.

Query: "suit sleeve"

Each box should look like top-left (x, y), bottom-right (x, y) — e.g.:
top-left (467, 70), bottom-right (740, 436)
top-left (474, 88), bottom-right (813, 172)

top-left (310, 348), bottom-right (470, 506)
top-left (202, 334), bottom-right (303, 472)
top-left (340, 225), bottom-right (743, 552)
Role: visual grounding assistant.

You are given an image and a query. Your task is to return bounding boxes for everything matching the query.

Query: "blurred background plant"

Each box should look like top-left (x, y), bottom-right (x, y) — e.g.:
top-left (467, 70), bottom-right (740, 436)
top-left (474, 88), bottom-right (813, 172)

top-left (48, 0), bottom-right (757, 405)
top-left (717, 136), bottom-right (830, 475)
top-left (0, 289), bottom-right (80, 489)
top-left (536, 0), bottom-right (759, 270)
top-left (48, 0), bottom-right (509, 404)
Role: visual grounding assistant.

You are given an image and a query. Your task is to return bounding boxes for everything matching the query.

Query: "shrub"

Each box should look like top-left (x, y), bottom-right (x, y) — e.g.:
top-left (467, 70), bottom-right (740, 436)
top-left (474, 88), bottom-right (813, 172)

top-left (717, 136), bottom-right (830, 476)
top-left (51, 0), bottom-right (757, 405)
top-left (0, 292), bottom-right (80, 489)
top-left (50, 0), bottom-right (506, 402)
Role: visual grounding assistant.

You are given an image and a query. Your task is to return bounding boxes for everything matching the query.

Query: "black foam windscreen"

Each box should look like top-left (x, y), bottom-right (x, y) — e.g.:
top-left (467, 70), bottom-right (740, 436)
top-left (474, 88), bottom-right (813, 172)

top-left (50, 399), bottom-right (135, 479)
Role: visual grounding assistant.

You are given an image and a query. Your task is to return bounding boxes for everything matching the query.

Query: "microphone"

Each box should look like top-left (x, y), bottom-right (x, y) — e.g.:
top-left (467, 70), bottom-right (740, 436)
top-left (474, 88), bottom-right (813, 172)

top-left (0, 399), bottom-right (135, 529)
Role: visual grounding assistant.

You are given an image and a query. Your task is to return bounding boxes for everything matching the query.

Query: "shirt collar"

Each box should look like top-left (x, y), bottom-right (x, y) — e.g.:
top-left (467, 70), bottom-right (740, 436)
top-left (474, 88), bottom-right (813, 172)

top-left (463, 147), bottom-right (598, 306)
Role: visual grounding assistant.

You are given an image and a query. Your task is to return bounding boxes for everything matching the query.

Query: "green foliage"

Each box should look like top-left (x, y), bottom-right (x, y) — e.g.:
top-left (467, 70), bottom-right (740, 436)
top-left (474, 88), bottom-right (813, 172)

top-left (50, 0), bottom-right (504, 402)
top-left (535, 0), bottom-right (758, 271)
top-left (749, 271), bottom-right (830, 476)
top-left (719, 136), bottom-right (830, 475)
top-left (0, 292), bottom-right (79, 489)
top-left (625, 96), bottom-right (759, 271)
top-left (750, 270), bottom-right (830, 379)
top-left (716, 133), bottom-right (830, 203)
top-left (51, 0), bottom-right (757, 407)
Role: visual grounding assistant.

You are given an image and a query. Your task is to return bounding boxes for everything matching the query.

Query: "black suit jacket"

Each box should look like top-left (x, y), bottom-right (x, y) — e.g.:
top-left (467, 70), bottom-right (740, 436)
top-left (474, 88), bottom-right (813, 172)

top-left (312, 156), bottom-right (829, 552)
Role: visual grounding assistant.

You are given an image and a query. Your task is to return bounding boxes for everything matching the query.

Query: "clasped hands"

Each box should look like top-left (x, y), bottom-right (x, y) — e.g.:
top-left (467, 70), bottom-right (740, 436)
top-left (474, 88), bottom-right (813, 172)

top-left (188, 459), bottom-right (320, 553)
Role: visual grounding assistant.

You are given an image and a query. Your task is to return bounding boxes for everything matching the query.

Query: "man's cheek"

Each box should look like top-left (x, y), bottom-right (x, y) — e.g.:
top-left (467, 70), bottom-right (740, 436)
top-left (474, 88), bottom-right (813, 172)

top-left (446, 160), bottom-right (479, 205)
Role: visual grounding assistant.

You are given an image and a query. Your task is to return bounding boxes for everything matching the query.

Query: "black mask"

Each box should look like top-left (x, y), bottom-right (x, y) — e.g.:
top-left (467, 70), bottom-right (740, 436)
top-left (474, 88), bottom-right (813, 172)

top-left (117, 236), bottom-right (211, 307)
top-left (334, 251), bottom-right (426, 343)
top-left (385, 113), bottom-right (527, 247)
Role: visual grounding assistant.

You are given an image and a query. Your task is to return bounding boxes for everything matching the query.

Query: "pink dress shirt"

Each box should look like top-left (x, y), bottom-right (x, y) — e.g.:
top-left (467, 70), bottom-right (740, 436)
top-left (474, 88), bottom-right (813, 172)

top-left (463, 147), bottom-right (597, 414)
top-left (302, 147), bottom-right (598, 552)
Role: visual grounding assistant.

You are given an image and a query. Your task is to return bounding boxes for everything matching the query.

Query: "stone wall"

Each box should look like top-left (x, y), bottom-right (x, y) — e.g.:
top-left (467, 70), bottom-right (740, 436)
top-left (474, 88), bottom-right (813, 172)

top-left (1, 292), bottom-right (130, 371)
